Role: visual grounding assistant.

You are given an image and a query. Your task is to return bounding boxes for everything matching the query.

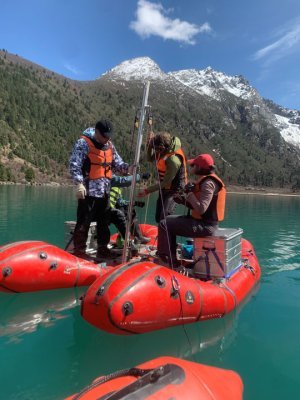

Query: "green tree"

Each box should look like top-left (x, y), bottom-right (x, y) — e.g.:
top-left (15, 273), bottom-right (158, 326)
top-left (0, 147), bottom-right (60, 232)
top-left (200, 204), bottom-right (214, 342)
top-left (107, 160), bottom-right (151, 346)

top-left (24, 167), bottom-right (35, 182)
top-left (0, 164), bottom-right (6, 181)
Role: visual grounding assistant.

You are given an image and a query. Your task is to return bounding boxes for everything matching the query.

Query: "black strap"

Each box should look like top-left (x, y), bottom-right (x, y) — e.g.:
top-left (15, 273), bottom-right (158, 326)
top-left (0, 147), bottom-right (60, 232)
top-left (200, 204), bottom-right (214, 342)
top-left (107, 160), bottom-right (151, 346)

top-left (71, 368), bottom-right (151, 400)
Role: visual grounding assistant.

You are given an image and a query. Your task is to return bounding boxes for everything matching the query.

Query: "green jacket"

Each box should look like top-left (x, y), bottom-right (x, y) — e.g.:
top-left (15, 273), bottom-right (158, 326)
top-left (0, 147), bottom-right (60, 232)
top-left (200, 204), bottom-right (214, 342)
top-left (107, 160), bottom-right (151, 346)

top-left (146, 136), bottom-right (184, 193)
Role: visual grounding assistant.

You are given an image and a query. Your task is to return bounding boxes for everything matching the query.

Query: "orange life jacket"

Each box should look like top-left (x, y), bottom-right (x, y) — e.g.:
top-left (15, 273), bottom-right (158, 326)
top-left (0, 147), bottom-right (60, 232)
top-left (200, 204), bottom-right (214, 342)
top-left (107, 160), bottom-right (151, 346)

top-left (157, 148), bottom-right (188, 190)
top-left (82, 136), bottom-right (113, 180)
top-left (191, 174), bottom-right (226, 222)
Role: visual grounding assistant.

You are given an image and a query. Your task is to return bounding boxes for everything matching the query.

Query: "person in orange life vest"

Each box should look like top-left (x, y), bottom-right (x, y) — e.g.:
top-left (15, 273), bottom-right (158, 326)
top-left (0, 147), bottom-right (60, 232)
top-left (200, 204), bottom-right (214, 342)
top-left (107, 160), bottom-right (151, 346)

top-left (69, 120), bottom-right (133, 259)
top-left (138, 131), bottom-right (188, 223)
top-left (156, 153), bottom-right (226, 267)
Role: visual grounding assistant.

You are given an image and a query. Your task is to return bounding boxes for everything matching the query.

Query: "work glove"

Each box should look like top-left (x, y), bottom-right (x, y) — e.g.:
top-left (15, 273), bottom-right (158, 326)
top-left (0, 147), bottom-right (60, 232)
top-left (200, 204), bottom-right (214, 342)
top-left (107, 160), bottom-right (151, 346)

top-left (76, 183), bottom-right (86, 199)
top-left (128, 165), bottom-right (140, 175)
top-left (173, 193), bottom-right (185, 205)
top-left (173, 193), bottom-right (193, 209)
top-left (141, 172), bottom-right (151, 180)
top-left (184, 182), bottom-right (196, 193)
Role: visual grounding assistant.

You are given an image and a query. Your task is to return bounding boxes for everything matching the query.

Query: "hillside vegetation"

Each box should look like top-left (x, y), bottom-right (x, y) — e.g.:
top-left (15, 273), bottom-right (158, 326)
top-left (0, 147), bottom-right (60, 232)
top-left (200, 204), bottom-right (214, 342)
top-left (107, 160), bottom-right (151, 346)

top-left (0, 50), bottom-right (299, 190)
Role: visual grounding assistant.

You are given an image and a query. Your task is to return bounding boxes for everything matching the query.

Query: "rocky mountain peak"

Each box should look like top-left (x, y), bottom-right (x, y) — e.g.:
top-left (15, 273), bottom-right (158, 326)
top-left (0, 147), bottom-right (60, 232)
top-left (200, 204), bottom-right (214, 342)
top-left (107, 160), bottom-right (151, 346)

top-left (101, 56), bottom-right (300, 149)
top-left (102, 56), bottom-right (167, 81)
top-left (169, 66), bottom-right (257, 102)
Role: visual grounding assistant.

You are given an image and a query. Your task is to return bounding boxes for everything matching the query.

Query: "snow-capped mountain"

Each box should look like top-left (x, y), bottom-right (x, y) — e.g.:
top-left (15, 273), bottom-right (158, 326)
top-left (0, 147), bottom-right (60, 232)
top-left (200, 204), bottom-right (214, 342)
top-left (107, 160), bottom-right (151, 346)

top-left (102, 57), bottom-right (300, 149)
top-left (169, 67), bottom-right (258, 101)
top-left (102, 57), bottom-right (167, 81)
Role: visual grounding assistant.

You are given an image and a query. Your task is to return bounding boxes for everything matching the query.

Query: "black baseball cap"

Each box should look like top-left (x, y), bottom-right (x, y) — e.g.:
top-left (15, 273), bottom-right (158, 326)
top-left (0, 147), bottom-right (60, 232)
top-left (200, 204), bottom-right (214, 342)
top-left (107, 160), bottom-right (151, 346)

top-left (95, 120), bottom-right (114, 138)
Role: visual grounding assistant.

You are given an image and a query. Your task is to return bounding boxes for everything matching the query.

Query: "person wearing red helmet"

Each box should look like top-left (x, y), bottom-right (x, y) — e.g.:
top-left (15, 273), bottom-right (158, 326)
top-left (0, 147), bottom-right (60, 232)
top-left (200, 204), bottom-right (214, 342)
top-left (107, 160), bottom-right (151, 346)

top-left (156, 153), bottom-right (226, 268)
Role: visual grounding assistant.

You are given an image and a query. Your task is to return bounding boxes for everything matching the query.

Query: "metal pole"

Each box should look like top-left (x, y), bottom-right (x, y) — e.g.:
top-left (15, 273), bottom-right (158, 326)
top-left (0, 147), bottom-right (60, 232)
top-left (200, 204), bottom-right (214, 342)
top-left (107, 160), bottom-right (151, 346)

top-left (122, 81), bottom-right (150, 263)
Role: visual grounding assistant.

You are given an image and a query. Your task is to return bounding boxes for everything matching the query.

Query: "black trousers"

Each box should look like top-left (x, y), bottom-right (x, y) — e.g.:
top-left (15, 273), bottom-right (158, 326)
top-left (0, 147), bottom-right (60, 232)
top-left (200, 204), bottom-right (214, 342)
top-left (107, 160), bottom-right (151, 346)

top-left (157, 215), bottom-right (217, 261)
top-left (155, 190), bottom-right (177, 224)
top-left (73, 195), bottom-right (111, 252)
top-left (110, 207), bottom-right (141, 239)
top-left (110, 208), bottom-right (127, 238)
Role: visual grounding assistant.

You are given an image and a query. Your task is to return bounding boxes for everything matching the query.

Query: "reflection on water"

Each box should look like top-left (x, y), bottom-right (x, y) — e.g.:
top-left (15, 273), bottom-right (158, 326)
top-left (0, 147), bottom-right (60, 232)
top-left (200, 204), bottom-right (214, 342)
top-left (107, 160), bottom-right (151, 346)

top-left (63, 303), bottom-right (245, 398)
top-left (64, 283), bottom-right (256, 398)
top-left (263, 231), bottom-right (300, 275)
top-left (226, 194), bottom-right (300, 277)
top-left (0, 288), bottom-right (85, 342)
top-left (0, 286), bottom-right (246, 400)
top-left (0, 280), bottom-right (258, 351)
top-left (0, 288), bottom-right (239, 356)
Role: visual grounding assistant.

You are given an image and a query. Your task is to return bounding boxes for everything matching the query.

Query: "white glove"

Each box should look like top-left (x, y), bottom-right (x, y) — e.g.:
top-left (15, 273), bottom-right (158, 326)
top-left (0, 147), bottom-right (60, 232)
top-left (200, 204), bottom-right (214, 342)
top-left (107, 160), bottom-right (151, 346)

top-left (76, 183), bottom-right (86, 199)
top-left (128, 165), bottom-right (135, 175)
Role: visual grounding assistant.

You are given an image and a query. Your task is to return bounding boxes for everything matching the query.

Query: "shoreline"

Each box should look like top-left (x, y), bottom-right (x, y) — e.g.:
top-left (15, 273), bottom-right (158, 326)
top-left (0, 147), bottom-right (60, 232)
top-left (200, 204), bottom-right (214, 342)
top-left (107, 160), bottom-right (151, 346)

top-left (227, 190), bottom-right (300, 197)
top-left (1, 181), bottom-right (300, 197)
top-left (226, 185), bottom-right (300, 197)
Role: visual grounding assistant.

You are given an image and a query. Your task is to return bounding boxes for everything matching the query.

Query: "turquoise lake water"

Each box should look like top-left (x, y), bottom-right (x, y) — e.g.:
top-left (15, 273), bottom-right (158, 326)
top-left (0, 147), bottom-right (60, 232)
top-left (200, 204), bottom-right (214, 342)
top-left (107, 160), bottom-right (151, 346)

top-left (0, 185), bottom-right (300, 399)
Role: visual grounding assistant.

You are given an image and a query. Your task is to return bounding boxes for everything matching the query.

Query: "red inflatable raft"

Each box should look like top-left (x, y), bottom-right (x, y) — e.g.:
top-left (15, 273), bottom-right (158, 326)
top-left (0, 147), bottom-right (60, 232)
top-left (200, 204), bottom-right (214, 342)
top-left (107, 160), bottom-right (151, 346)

top-left (81, 238), bottom-right (260, 334)
top-left (0, 224), bottom-right (157, 293)
top-left (65, 356), bottom-right (243, 400)
top-left (0, 241), bottom-right (111, 293)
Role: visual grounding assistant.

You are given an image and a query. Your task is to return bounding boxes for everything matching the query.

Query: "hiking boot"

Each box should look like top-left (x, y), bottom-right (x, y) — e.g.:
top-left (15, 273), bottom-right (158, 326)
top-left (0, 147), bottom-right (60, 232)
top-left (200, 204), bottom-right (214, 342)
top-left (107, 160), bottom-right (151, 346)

top-left (96, 246), bottom-right (118, 259)
top-left (73, 250), bottom-right (95, 262)
top-left (153, 254), bottom-right (179, 269)
top-left (152, 257), bottom-right (170, 268)
top-left (135, 236), bottom-right (151, 245)
top-left (73, 249), bottom-right (87, 258)
top-left (129, 240), bottom-right (139, 257)
top-left (174, 266), bottom-right (193, 277)
top-left (132, 223), bottom-right (151, 245)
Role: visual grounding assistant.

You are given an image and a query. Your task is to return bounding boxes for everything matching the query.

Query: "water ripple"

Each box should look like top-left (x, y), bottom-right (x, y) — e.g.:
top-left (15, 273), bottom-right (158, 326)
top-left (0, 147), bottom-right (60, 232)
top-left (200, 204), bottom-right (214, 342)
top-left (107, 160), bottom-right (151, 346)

top-left (263, 230), bottom-right (300, 275)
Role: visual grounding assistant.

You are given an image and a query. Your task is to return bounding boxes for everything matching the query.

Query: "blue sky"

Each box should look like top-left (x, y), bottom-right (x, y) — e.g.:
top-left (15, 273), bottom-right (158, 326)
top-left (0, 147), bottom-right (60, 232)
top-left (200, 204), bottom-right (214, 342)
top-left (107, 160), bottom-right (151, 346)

top-left (1, 0), bottom-right (300, 109)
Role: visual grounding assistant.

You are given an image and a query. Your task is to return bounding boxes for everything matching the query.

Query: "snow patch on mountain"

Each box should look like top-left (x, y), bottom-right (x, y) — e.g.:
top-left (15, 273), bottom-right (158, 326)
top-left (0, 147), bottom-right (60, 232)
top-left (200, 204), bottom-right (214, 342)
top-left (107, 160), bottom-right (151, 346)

top-left (169, 67), bottom-right (258, 101)
top-left (102, 57), bottom-right (167, 81)
top-left (274, 114), bottom-right (300, 148)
